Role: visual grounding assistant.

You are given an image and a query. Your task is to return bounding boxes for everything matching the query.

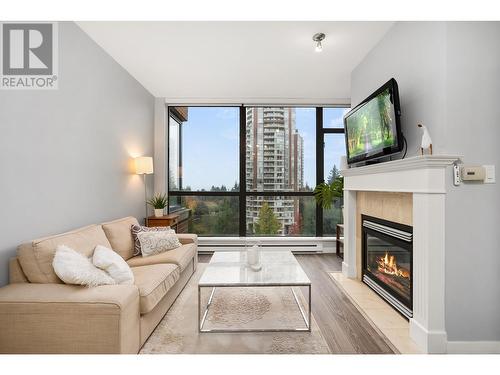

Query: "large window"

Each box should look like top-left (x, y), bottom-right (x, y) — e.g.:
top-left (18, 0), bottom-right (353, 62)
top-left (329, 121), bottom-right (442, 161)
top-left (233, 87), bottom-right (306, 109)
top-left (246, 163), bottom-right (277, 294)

top-left (174, 196), bottom-right (239, 236)
top-left (322, 108), bottom-right (350, 235)
top-left (245, 107), bottom-right (315, 236)
top-left (168, 105), bottom-right (348, 237)
top-left (169, 107), bottom-right (239, 191)
top-left (246, 107), bottom-right (315, 192)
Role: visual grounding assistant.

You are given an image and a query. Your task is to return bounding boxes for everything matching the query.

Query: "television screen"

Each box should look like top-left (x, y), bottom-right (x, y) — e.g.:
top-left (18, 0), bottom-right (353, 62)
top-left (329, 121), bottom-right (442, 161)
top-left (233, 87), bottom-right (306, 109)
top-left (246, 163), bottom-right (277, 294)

top-left (344, 78), bottom-right (402, 164)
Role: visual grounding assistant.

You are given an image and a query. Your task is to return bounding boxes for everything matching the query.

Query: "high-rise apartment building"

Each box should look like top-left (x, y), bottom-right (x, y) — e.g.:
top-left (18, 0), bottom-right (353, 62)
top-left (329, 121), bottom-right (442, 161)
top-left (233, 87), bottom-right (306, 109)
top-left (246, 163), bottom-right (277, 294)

top-left (245, 107), bottom-right (304, 234)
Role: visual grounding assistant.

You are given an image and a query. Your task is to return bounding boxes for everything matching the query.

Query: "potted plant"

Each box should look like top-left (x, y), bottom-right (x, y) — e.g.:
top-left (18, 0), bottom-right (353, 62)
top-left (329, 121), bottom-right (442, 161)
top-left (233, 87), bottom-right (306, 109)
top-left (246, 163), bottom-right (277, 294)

top-left (147, 193), bottom-right (168, 218)
top-left (313, 175), bottom-right (344, 216)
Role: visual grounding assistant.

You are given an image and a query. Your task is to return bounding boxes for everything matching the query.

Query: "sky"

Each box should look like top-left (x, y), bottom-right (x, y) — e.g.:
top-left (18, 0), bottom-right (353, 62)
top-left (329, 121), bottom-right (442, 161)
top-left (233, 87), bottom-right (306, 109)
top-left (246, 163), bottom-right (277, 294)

top-left (323, 107), bottom-right (351, 179)
top-left (178, 107), bottom-right (349, 191)
top-left (181, 107), bottom-right (239, 190)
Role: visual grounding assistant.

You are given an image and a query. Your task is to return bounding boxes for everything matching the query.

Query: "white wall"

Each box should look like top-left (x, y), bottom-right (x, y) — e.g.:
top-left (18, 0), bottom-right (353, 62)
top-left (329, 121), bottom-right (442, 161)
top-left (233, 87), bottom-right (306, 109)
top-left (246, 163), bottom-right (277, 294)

top-left (77, 21), bottom-right (394, 103)
top-left (0, 22), bottom-right (154, 286)
top-left (351, 22), bottom-right (500, 344)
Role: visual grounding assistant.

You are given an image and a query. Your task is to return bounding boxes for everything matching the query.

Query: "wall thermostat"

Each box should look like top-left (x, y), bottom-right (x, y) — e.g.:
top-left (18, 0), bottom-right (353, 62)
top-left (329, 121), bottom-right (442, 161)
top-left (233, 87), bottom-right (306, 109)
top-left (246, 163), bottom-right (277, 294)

top-left (461, 166), bottom-right (486, 181)
top-left (454, 164), bottom-right (496, 185)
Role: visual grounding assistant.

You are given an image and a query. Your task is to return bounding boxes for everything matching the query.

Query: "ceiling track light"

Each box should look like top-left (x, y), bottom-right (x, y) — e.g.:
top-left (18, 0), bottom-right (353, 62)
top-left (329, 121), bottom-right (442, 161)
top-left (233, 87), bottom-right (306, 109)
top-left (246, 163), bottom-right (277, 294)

top-left (312, 32), bottom-right (326, 52)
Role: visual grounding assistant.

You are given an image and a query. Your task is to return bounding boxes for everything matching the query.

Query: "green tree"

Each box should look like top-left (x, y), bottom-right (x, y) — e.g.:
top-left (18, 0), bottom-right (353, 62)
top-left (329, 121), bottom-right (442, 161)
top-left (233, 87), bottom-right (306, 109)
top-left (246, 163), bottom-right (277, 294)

top-left (254, 202), bottom-right (281, 235)
top-left (169, 173), bottom-right (177, 190)
top-left (213, 197), bottom-right (239, 235)
top-left (301, 198), bottom-right (316, 235)
top-left (195, 201), bottom-right (209, 215)
top-left (323, 204), bottom-right (343, 235)
top-left (326, 164), bottom-right (340, 184)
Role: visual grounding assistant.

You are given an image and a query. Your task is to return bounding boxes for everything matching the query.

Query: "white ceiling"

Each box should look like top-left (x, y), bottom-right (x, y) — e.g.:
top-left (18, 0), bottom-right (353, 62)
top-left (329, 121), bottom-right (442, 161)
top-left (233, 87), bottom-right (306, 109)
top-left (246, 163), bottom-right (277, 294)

top-left (77, 21), bottom-right (393, 103)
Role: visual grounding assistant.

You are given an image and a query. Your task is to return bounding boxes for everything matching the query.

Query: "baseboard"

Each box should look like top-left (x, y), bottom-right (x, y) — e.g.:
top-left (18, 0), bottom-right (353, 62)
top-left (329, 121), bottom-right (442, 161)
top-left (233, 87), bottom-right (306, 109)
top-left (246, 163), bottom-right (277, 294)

top-left (409, 318), bottom-right (447, 354)
top-left (408, 321), bottom-right (500, 354)
top-left (447, 341), bottom-right (500, 354)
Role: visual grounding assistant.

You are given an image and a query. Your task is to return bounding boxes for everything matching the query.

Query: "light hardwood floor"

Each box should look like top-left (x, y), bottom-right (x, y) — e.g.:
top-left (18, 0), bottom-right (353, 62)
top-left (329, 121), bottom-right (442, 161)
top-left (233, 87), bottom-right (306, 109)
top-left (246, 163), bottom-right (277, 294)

top-left (198, 252), bottom-right (394, 354)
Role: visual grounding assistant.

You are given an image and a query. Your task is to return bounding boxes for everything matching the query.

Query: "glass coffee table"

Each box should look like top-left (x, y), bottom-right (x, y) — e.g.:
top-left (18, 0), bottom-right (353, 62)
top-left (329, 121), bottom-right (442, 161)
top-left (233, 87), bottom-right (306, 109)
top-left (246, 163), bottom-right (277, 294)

top-left (198, 251), bottom-right (311, 333)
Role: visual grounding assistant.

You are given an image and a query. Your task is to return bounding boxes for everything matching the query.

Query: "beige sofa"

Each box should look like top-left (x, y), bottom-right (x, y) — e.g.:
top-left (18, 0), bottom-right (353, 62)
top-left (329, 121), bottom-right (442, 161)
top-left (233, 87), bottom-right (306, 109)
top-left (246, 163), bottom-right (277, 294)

top-left (0, 216), bottom-right (197, 354)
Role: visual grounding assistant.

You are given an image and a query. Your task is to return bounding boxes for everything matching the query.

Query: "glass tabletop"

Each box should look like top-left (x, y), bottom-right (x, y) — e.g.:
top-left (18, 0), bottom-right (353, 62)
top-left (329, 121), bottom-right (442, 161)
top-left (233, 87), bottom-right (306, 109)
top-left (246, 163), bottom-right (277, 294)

top-left (198, 251), bottom-right (311, 287)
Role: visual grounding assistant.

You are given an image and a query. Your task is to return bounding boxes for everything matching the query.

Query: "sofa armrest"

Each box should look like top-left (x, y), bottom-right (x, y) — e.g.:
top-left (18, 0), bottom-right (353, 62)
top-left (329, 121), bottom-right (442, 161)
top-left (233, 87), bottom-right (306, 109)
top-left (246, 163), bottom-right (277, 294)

top-left (0, 283), bottom-right (140, 354)
top-left (9, 257), bottom-right (28, 283)
top-left (176, 233), bottom-right (198, 246)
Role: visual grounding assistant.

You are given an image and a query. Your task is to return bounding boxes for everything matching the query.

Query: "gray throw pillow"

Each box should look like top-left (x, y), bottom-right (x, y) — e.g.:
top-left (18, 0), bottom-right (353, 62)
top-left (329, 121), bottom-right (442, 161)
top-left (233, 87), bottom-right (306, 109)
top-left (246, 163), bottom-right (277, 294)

top-left (131, 224), bottom-right (175, 256)
top-left (137, 231), bottom-right (182, 257)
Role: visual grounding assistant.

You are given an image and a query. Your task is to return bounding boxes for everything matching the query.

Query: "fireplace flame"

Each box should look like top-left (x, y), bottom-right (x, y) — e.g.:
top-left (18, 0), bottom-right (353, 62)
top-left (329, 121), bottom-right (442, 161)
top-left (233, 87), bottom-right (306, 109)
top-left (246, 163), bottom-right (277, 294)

top-left (377, 251), bottom-right (410, 279)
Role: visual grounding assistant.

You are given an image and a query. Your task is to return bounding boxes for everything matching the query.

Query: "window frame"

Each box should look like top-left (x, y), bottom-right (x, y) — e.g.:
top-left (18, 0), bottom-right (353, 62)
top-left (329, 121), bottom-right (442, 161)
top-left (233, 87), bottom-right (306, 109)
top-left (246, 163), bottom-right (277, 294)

top-left (167, 104), bottom-right (348, 237)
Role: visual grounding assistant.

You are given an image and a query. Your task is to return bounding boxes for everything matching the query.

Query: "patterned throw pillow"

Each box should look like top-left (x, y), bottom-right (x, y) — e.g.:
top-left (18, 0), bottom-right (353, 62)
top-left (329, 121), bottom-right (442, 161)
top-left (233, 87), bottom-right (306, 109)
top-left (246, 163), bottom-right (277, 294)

top-left (137, 231), bottom-right (182, 257)
top-left (131, 225), bottom-right (174, 256)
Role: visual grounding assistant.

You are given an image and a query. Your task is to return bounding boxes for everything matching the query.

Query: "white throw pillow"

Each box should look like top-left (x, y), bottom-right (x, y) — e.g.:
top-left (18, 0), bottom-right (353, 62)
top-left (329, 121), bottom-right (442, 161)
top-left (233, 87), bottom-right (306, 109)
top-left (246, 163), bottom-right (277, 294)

top-left (52, 245), bottom-right (115, 287)
top-left (93, 245), bottom-right (134, 285)
top-left (137, 231), bottom-right (182, 257)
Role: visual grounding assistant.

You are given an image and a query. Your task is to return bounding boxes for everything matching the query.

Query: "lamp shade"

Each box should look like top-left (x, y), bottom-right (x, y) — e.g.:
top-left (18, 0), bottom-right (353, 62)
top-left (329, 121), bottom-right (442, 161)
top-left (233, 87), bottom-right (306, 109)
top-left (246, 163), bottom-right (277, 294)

top-left (134, 156), bottom-right (154, 175)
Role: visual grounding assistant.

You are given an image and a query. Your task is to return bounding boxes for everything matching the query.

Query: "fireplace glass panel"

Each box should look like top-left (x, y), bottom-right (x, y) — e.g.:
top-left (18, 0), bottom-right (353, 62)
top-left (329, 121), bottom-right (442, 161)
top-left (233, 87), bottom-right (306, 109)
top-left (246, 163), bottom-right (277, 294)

top-left (365, 233), bottom-right (411, 306)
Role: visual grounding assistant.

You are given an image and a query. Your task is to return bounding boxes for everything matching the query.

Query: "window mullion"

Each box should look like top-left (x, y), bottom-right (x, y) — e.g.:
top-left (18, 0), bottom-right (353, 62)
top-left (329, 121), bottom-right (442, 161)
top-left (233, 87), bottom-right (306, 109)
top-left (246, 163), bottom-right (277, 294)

top-left (239, 105), bottom-right (247, 237)
top-left (316, 107), bottom-right (324, 237)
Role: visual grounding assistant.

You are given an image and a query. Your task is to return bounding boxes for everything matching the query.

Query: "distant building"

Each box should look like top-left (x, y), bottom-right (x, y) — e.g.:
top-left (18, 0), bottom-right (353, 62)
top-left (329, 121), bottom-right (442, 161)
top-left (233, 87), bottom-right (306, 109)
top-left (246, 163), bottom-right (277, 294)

top-left (245, 107), bottom-right (304, 234)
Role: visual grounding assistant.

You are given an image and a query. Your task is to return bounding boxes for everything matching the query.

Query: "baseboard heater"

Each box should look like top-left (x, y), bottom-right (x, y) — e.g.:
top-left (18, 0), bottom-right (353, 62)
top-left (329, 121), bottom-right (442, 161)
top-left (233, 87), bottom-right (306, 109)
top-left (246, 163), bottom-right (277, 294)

top-left (198, 243), bottom-right (322, 253)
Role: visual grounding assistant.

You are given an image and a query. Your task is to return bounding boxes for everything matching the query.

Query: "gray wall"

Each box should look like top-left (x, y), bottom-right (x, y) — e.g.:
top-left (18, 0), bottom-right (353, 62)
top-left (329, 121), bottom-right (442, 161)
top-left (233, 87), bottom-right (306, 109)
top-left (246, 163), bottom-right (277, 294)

top-left (0, 22), bottom-right (154, 286)
top-left (351, 22), bottom-right (448, 156)
top-left (444, 22), bottom-right (500, 342)
top-left (351, 22), bottom-right (500, 342)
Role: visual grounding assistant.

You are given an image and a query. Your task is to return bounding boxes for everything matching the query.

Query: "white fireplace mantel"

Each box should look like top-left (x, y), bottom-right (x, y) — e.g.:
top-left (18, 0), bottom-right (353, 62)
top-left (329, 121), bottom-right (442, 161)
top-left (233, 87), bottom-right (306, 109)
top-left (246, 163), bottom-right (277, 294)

top-left (341, 155), bottom-right (461, 354)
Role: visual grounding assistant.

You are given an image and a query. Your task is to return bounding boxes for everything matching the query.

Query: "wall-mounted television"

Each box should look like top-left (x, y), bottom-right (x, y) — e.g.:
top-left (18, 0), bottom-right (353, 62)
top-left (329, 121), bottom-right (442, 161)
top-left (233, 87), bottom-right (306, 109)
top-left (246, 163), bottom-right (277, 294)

top-left (344, 78), bottom-right (403, 165)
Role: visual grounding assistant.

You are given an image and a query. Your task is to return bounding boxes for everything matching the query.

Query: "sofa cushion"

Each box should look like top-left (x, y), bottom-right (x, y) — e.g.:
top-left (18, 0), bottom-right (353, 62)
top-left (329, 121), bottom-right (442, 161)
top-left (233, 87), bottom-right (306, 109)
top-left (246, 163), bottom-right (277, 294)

top-left (18, 225), bottom-right (112, 284)
top-left (131, 264), bottom-right (180, 314)
top-left (126, 243), bottom-right (196, 272)
top-left (101, 217), bottom-right (139, 260)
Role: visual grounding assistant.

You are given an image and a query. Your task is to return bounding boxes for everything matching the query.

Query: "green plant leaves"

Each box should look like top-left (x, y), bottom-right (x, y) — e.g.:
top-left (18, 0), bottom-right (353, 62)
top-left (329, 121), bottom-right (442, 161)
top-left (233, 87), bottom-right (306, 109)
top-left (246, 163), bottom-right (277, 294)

top-left (147, 193), bottom-right (168, 209)
top-left (313, 176), bottom-right (343, 209)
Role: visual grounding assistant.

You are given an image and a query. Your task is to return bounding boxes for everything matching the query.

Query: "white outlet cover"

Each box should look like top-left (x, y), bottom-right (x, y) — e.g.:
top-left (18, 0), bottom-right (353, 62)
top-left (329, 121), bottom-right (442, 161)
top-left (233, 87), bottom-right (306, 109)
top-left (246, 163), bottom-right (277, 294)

top-left (484, 165), bottom-right (495, 183)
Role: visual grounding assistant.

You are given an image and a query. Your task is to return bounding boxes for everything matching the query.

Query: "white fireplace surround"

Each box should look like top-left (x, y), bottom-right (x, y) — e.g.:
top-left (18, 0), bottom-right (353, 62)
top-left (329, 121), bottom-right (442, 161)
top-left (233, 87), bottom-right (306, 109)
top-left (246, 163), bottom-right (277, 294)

top-left (341, 155), bottom-right (461, 354)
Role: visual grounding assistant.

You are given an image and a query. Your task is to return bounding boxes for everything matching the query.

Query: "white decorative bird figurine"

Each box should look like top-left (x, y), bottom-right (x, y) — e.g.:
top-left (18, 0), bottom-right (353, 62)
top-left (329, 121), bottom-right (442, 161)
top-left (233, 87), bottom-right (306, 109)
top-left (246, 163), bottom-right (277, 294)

top-left (417, 123), bottom-right (433, 155)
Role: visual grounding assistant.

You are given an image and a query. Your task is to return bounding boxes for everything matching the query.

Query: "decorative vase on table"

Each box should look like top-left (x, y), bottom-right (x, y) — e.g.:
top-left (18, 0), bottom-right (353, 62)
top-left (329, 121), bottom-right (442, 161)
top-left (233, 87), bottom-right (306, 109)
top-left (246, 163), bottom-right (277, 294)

top-left (246, 240), bottom-right (262, 271)
top-left (154, 209), bottom-right (164, 218)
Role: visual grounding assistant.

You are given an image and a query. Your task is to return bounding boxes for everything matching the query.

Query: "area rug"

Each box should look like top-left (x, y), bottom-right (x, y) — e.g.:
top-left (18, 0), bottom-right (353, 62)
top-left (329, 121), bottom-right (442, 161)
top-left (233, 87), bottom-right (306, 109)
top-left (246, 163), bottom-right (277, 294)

top-left (140, 264), bottom-right (330, 354)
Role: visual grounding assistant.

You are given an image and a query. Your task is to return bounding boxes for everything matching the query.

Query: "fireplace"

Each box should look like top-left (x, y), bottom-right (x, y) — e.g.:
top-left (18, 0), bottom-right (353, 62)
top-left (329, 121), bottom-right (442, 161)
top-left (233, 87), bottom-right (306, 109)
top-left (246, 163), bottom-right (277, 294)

top-left (362, 215), bottom-right (413, 319)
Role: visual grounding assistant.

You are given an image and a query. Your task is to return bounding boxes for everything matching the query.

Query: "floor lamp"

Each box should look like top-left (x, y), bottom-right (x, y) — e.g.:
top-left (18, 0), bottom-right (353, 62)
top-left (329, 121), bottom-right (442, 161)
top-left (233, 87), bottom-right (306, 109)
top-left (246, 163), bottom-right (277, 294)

top-left (134, 156), bottom-right (154, 226)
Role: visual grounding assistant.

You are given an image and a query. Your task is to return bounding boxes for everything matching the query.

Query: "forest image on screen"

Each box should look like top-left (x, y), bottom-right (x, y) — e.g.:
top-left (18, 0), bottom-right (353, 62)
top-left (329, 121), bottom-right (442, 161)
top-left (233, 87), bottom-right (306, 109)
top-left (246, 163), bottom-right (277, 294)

top-left (346, 88), bottom-right (396, 159)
